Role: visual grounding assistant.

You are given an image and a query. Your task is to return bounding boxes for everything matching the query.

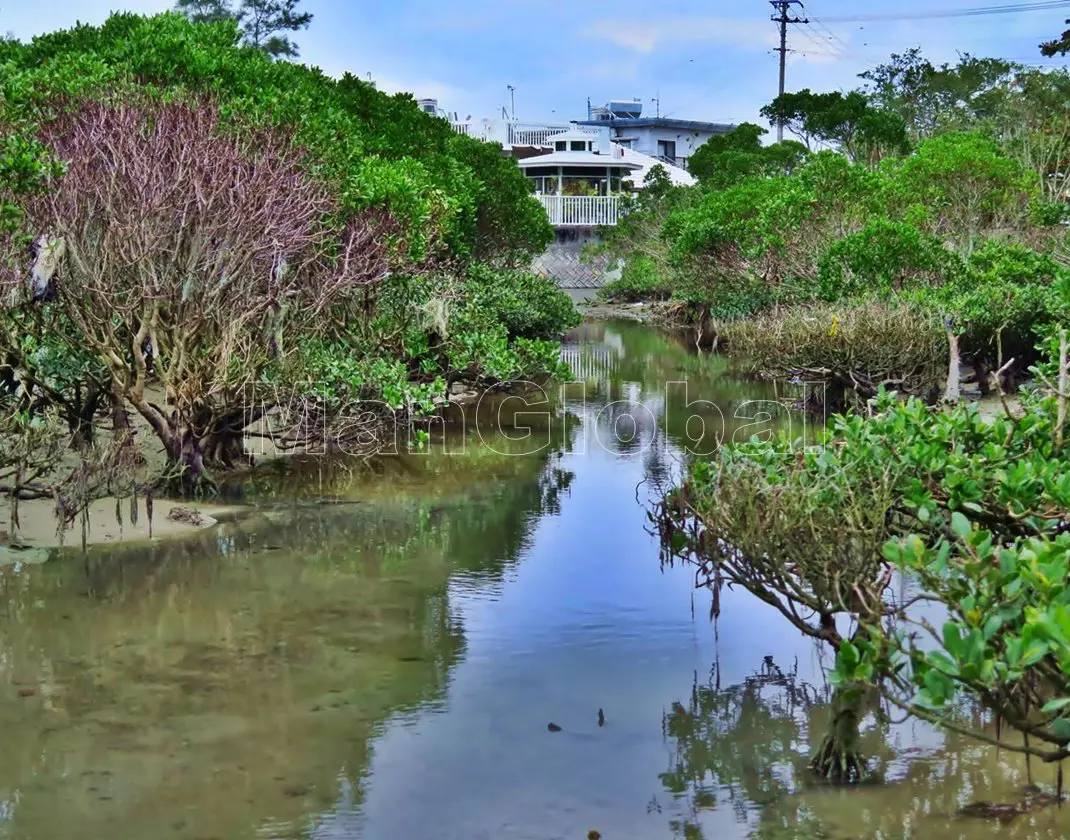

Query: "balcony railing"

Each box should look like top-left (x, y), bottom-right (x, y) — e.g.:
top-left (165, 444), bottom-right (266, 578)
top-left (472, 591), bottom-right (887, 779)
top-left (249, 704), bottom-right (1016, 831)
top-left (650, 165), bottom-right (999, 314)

top-left (450, 121), bottom-right (478, 138)
top-left (536, 195), bottom-right (622, 227)
top-left (447, 120), bottom-right (601, 148)
top-left (508, 122), bottom-right (599, 148)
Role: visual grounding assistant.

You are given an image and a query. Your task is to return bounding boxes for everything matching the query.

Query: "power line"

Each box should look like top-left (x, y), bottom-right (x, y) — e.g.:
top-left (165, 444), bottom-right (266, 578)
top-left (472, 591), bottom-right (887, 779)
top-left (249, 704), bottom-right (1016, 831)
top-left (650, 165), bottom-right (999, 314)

top-left (820, 1), bottom-right (1070, 24)
top-left (791, 21), bottom-right (842, 58)
top-left (801, 5), bottom-right (852, 54)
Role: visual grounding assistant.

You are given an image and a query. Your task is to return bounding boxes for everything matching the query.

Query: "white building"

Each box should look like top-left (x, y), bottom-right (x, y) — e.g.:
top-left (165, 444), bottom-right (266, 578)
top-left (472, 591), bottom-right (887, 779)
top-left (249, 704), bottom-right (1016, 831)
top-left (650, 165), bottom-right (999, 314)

top-left (576, 99), bottom-right (735, 170)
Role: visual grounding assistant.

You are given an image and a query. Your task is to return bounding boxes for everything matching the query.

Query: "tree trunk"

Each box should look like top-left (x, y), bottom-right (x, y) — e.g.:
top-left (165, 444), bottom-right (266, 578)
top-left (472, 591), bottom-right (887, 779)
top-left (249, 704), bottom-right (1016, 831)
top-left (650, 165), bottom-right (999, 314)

top-left (65, 380), bottom-right (104, 450)
top-left (944, 328), bottom-right (961, 404)
top-left (809, 684), bottom-right (867, 783)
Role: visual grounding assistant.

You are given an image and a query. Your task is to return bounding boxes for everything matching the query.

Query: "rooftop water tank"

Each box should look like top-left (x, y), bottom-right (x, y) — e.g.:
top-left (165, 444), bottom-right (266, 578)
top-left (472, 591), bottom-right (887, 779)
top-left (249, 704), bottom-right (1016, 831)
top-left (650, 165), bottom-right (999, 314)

top-left (608, 99), bottom-right (643, 118)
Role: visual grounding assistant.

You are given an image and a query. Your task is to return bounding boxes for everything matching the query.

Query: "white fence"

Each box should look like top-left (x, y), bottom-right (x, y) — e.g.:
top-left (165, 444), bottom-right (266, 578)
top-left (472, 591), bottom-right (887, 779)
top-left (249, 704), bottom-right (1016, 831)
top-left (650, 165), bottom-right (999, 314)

top-left (450, 121), bottom-right (478, 137)
top-left (536, 195), bottom-right (622, 227)
top-left (508, 123), bottom-right (600, 148)
top-left (448, 120), bottom-right (601, 148)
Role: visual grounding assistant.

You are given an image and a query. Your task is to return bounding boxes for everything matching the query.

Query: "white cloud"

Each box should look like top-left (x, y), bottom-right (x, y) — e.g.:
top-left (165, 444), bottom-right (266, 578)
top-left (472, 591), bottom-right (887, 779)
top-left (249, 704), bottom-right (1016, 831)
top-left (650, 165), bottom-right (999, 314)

top-left (371, 74), bottom-right (468, 104)
top-left (586, 17), bottom-right (779, 53)
top-left (309, 56), bottom-right (469, 106)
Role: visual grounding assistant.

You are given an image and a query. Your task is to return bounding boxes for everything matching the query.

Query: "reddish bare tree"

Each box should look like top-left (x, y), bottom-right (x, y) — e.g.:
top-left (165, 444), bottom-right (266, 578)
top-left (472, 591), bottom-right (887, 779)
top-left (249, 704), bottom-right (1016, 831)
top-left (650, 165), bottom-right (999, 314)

top-left (0, 97), bottom-right (391, 491)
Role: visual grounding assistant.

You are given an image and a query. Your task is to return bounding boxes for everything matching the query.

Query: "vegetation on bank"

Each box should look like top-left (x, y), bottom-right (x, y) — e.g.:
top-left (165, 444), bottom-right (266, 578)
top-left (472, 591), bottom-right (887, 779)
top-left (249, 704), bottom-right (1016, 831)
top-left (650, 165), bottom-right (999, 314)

top-left (653, 39), bottom-right (1070, 790)
top-left (600, 52), bottom-right (1070, 406)
top-left (0, 12), bottom-right (577, 525)
top-left (657, 336), bottom-right (1070, 784)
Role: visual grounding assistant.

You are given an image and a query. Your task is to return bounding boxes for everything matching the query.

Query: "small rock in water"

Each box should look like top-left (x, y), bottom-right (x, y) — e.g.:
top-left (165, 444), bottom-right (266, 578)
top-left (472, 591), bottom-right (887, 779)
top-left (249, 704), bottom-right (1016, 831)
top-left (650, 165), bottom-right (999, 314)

top-left (17, 687), bottom-right (37, 698)
top-left (547, 722), bottom-right (562, 732)
top-left (282, 784), bottom-right (310, 798)
top-left (167, 506), bottom-right (217, 528)
top-left (588, 831), bottom-right (602, 840)
top-left (598, 708), bottom-right (605, 727)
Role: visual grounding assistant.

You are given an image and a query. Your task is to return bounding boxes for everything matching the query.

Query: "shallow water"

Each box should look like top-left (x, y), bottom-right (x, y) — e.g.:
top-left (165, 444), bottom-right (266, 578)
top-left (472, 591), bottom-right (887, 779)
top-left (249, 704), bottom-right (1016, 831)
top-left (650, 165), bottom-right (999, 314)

top-left (0, 319), bottom-right (1066, 840)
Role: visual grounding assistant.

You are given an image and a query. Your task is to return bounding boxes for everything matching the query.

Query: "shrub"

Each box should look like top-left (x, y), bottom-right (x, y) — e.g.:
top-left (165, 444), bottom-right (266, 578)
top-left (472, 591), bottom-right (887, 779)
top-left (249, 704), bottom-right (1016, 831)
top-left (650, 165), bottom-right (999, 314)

top-left (907, 239), bottom-right (1068, 368)
top-left (598, 255), bottom-right (672, 303)
top-left (718, 301), bottom-right (947, 405)
top-left (463, 264), bottom-right (580, 339)
top-left (817, 218), bottom-right (963, 301)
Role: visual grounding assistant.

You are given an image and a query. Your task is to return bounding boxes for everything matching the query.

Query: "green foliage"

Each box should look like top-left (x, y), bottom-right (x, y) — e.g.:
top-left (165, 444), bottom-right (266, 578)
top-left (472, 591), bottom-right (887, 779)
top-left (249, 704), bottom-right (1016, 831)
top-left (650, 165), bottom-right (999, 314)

top-left (3, 12), bottom-right (550, 264)
top-left (1041, 19), bottom-right (1070, 57)
top-left (860, 50), bottom-right (1018, 137)
top-left (817, 218), bottom-right (962, 301)
top-left (688, 123), bottom-right (810, 189)
top-left (882, 132), bottom-right (1038, 253)
top-left (906, 239), bottom-right (1069, 363)
top-left (462, 264), bottom-right (580, 340)
top-left (666, 152), bottom-right (881, 302)
top-left (760, 89), bottom-right (909, 164)
top-left (718, 301), bottom-right (947, 402)
top-left (833, 378), bottom-right (1070, 762)
top-left (662, 337), bottom-right (1070, 764)
top-left (292, 341), bottom-right (445, 413)
top-left (175, 0), bottom-right (312, 58)
top-left (598, 255), bottom-right (672, 303)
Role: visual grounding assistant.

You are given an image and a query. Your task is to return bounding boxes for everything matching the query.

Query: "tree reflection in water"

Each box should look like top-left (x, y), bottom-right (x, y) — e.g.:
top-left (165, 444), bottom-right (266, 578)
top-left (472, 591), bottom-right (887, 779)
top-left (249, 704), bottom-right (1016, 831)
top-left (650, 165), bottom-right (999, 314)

top-left (660, 655), bottom-right (899, 840)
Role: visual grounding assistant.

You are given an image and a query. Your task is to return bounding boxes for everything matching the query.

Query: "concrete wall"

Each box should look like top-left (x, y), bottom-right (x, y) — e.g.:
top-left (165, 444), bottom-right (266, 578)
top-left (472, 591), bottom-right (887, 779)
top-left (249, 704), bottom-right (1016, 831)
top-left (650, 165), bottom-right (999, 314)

top-left (530, 227), bottom-right (622, 289)
top-left (614, 126), bottom-right (719, 166)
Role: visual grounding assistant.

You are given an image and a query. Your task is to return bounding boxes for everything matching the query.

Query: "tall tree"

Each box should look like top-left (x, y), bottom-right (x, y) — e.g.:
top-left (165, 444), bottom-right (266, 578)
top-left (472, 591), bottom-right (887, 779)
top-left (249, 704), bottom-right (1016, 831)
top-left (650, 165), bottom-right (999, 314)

top-left (238, 0), bottom-right (312, 59)
top-left (174, 0), bottom-right (235, 24)
top-left (174, 0), bottom-right (312, 58)
top-left (860, 50), bottom-right (1017, 141)
top-left (760, 90), bottom-right (909, 167)
top-left (1041, 19), bottom-right (1070, 56)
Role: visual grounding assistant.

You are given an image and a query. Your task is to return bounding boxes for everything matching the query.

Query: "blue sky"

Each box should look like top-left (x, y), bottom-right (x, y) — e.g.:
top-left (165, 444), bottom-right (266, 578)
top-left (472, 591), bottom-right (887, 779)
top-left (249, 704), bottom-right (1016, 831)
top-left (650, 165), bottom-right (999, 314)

top-left (3, 1), bottom-right (1068, 126)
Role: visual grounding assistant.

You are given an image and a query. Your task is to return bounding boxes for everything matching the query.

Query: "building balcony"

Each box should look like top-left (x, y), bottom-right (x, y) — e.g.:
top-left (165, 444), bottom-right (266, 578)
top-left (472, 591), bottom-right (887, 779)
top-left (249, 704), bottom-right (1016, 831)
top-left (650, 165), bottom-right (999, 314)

top-left (535, 195), bottom-right (622, 227)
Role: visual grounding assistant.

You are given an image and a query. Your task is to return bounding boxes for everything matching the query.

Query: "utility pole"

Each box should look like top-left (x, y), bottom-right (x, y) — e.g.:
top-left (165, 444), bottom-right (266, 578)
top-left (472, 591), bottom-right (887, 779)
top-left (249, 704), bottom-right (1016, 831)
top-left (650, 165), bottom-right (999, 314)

top-left (507, 85), bottom-right (516, 120)
top-left (769, 0), bottom-right (807, 142)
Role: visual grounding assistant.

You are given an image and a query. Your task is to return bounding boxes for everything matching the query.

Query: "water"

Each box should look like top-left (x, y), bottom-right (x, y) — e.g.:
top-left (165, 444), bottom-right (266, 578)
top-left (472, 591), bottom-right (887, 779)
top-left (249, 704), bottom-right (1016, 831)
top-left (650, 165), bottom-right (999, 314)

top-left (0, 319), bottom-right (1066, 840)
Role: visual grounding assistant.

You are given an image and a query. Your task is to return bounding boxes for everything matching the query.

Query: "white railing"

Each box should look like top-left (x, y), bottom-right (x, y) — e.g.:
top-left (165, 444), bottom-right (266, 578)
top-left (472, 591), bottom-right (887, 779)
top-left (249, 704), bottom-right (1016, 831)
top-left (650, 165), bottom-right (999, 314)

top-left (536, 195), bottom-right (622, 227)
top-left (448, 120), bottom-right (603, 148)
top-left (508, 122), bottom-right (599, 148)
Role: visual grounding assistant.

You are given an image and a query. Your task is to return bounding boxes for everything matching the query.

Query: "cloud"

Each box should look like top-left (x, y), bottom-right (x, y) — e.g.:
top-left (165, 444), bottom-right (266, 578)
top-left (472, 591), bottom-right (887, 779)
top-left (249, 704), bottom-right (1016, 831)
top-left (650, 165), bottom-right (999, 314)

top-left (585, 17), bottom-right (779, 53)
top-left (309, 57), bottom-right (469, 105)
top-left (584, 57), bottom-right (642, 80)
top-left (371, 74), bottom-right (468, 103)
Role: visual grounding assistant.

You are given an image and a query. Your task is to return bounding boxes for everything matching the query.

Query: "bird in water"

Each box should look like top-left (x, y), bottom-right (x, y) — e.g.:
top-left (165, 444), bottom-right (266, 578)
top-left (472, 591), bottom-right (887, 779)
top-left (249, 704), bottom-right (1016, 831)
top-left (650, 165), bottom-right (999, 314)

top-left (547, 722), bottom-right (562, 732)
top-left (598, 708), bottom-right (605, 727)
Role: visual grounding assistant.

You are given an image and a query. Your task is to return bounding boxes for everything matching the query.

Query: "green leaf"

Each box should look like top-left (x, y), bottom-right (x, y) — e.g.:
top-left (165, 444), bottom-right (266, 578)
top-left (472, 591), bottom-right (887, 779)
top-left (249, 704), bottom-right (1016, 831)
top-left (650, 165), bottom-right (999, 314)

top-left (1052, 717), bottom-right (1070, 743)
top-left (1042, 697), bottom-right (1070, 714)
top-left (951, 511), bottom-right (972, 540)
top-left (1022, 640), bottom-right (1049, 666)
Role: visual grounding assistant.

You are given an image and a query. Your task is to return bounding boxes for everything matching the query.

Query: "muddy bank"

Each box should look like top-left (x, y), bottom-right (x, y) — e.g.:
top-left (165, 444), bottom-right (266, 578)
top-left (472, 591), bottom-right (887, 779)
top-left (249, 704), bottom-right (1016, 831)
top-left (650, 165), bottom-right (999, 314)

top-left (0, 496), bottom-right (244, 556)
top-left (576, 299), bottom-right (653, 323)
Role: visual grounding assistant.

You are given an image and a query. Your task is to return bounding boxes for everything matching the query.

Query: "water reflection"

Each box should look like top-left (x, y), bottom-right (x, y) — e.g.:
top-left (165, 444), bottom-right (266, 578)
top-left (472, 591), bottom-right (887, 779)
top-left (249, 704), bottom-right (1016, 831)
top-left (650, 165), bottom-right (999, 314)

top-left (0, 439), bottom-right (572, 839)
top-left (2, 318), bottom-right (1057, 840)
top-left (656, 649), bottom-right (1070, 839)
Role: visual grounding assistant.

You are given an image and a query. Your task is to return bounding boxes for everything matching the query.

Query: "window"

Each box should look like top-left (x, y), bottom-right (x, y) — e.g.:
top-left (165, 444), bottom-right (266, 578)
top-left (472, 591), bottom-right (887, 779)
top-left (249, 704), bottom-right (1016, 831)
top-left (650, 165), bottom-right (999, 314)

top-left (570, 140), bottom-right (587, 152)
top-left (555, 141), bottom-right (567, 152)
top-left (657, 140), bottom-right (677, 162)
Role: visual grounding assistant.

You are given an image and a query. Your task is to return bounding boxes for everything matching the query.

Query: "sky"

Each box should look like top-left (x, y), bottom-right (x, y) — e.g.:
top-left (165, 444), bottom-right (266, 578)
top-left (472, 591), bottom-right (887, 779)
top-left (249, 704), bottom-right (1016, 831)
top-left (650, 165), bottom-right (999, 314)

top-left (2, 0), bottom-right (1069, 127)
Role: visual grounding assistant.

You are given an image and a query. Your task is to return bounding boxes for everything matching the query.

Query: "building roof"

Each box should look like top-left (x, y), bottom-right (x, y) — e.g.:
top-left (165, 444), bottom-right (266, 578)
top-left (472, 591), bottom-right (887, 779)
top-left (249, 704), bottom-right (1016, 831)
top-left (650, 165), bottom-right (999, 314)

top-left (515, 151), bottom-right (642, 171)
top-left (545, 127), bottom-right (600, 143)
top-left (617, 146), bottom-right (696, 187)
top-left (575, 116), bottom-right (736, 134)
